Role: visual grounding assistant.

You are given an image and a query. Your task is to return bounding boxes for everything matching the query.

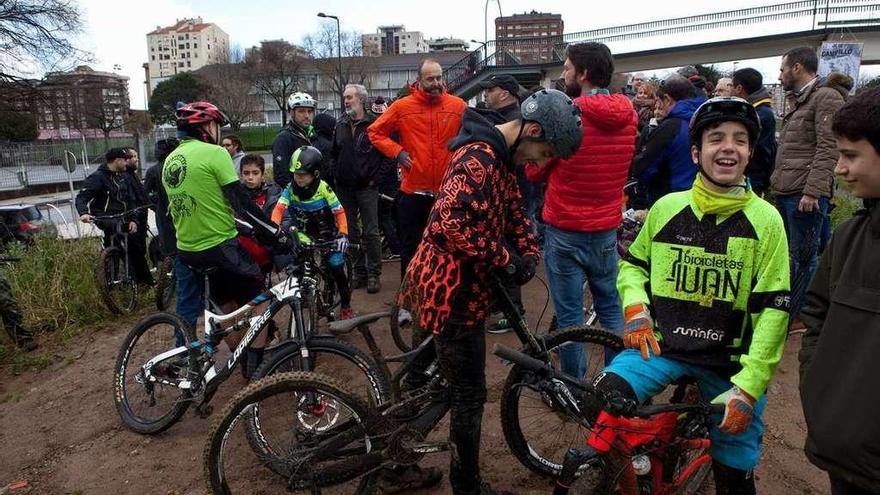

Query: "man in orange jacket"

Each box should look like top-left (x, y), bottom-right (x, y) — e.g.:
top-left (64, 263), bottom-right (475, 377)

top-left (368, 58), bottom-right (467, 278)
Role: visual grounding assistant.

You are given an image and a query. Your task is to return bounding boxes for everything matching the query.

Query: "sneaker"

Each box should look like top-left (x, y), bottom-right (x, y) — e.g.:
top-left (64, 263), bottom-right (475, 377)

top-left (375, 465), bottom-right (442, 494)
top-left (383, 253), bottom-right (401, 261)
top-left (340, 306), bottom-right (355, 320)
top-left (487, 318), bottom-right (512, 334)
top-left (367, 277), bottom-right (381, 294)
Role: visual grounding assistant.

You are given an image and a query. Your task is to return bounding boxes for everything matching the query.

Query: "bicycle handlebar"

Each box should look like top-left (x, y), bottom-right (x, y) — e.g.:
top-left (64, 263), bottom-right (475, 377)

top-left (91, 204), bottom-right (153, 220)
top-left (491, 343), bottom-right (724, 418)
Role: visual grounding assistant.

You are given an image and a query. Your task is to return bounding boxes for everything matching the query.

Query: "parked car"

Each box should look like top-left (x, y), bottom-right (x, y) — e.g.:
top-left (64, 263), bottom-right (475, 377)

top-left (0, 204), bottom-right (56, 246)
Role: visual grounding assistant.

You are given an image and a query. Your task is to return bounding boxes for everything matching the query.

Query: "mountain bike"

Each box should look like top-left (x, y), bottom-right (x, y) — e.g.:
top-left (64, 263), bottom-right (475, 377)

top-left (492, 344), bottom-right (723, 495)
top-left (202, 270), bottom-right (622, 494)
top-left (113, 243), bottom-right (389, 436)
top-left (93, 205), bottom-right (152, 315)
top-left (296, 239), bottom-right (355, 326)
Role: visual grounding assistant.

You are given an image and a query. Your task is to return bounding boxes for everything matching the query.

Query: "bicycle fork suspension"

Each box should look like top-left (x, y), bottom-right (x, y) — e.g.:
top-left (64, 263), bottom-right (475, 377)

top-left (554, 446), bottom-right (600, 495)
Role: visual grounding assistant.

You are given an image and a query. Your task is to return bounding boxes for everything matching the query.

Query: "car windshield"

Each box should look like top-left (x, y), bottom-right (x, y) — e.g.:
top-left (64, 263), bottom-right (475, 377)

top-left (19, 207), bottom-right (41, 222)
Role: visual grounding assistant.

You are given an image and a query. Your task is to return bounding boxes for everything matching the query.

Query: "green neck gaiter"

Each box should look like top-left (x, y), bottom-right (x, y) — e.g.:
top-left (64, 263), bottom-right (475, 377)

top-left (691, 175), bottom-right (753, 216)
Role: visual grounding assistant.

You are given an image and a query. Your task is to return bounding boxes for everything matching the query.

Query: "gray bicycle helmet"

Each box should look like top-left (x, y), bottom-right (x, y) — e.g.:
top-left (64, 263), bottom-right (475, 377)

top-left (520, 89), bottom-right (583, 159)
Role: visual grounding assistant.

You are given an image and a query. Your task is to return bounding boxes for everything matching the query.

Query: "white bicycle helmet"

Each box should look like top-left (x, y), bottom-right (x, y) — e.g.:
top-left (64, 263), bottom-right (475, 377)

top-left (287, 92), bottom-right (317, 110)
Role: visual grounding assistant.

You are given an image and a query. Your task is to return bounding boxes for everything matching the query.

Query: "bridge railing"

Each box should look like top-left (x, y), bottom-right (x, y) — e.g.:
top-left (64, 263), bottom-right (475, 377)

top-left (444, 0), bottom-right (880, 94)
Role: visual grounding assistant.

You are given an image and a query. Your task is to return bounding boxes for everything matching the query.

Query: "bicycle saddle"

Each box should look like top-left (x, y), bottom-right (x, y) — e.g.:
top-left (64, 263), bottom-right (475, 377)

top-left (328, 311), bottom-right (391, 336)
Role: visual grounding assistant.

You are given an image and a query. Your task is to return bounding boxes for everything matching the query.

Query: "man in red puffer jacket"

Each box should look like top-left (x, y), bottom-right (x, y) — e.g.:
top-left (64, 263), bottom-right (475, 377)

top-left (526, 42), bottom-right (637, 380)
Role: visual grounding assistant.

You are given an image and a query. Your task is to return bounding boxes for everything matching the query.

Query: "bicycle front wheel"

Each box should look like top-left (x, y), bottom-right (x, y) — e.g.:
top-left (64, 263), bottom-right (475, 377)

top-left (204, 372), bottom-right (379, 495)
top-left (97, 247), bottom-right (138, 315)
top-left (113, 312), bottom-right (197, 434)
top-left (501, 326), bottom-right (623, 477)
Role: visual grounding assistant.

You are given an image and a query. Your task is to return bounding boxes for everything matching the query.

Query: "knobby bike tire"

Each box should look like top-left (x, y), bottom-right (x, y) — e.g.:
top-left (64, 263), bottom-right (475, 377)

top-left (672, 446), bottom-right (713, 495)
top-left (204, 371), bottom-right (378, 495)
top-left (155, 255), bottom-right (176, 311)
top-left (113, 312), bottom-right (197, 434)
top-left (500, 325), bottom-right (624, 478)
top-left (389, 285), bottom-right (423, 353)
top-left (97, 247), bottom-right (138, 315)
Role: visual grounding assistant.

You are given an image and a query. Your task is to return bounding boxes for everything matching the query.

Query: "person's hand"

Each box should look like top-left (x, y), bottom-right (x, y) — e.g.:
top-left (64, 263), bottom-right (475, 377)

top-left (798, 194), bottom-right (819, 213)
top-left (128, 221), bottom-right (138, 234)
top-left (623, 303), bottom-right (661, 360)
top-left (712, 386), bottom-right (756, 435)
top-left (335, 234), bottom-right (349, 253)
top-left (79, 214), bottom-right (94, 223)
top-left (509, 254), bottom-right (537, 285)
top-left (397, 151), bottom-right (413, 170)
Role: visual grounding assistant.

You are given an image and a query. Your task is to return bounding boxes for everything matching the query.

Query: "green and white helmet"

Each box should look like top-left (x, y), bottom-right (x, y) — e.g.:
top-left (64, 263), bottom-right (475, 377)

top-left (288, 92), bottom-right (317, 110)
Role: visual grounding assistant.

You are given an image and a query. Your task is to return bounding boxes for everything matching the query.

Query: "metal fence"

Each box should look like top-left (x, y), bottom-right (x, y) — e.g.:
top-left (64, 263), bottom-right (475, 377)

top-left (0, 135), bottom-right (160, 193)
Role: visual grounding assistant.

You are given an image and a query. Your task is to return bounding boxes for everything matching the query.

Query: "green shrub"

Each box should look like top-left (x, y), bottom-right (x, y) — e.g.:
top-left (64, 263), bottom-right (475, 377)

top-left (3, 236), bottom-right (113, 339)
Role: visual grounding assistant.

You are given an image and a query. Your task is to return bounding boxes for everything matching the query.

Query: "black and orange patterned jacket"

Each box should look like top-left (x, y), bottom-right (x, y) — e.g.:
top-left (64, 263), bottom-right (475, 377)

top-left (402, 108), bottom-right (539, 333)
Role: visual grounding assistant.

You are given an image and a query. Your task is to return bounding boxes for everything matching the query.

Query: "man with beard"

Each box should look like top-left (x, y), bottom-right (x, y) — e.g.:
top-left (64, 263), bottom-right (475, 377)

top-left (333, 84), bottom-right (384, 293)
top-left (368, 59), bottom-right (467, 279)
top-left (771, 46), bottom-right (845, 333)
top-left (403, 89), bottom-right (582, 495)
top-left (272, 92), bottom-right (315, 188)
top-left (528, 42), bottom-right (638, 379)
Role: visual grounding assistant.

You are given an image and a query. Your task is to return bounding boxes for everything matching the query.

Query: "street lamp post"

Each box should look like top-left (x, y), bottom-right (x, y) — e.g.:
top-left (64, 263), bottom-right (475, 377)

top-left (484, 0), bottom-right (503, 46)
top-left (318, 12), bottom-right (344, 113)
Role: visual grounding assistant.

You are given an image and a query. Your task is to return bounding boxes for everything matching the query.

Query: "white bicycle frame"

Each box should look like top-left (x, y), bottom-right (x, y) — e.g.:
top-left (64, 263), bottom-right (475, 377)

top-left (141, 273), bottom-right (304, 390)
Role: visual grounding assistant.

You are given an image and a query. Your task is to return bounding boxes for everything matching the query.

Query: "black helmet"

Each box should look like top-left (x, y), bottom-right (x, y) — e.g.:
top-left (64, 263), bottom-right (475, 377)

top-left (520, 89), bottom-right (582, 159)
top-left (688, 97), bottom-right (761, 147)
top-left (290, 146), bottom-right (323, 199)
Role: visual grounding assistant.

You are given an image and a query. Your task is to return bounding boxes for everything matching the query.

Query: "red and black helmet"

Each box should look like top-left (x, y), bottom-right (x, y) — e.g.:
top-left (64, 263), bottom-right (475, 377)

top-left (176, 101), bottom-right (229, 126)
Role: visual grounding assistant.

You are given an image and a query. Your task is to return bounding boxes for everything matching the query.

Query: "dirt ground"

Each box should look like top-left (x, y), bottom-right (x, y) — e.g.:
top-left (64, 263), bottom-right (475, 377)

top-left (0, 263), bottom-right (830, 494)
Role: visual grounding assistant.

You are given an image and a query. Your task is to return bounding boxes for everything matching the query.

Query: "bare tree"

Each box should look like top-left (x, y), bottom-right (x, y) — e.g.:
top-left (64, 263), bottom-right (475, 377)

top-left (200, 64), bottom-right (261, 131)
top-left (245, 40), bottom-right (306, 125)
top-left (0, 0), bottom-right (92, 83)
top-left (85, 87), bottom-right (131, 143)
top-left (302, 26), bottom-right (373, 101)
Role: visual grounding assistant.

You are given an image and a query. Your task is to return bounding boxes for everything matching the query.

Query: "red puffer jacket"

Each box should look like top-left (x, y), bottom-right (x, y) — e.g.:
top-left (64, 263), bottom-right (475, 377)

top-left (526, 93), bottom-right (637, 232)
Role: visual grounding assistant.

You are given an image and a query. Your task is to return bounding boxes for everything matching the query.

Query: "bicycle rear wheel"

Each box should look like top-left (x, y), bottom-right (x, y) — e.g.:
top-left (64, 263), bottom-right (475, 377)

top-left (204, 372), bottom-right (378, 495)
top-left (113, 312), bottom-right (197, 434)
top-left (97, 247), bottom-right (138, 315)
top-left (501, 326), bottom-right (623, 477)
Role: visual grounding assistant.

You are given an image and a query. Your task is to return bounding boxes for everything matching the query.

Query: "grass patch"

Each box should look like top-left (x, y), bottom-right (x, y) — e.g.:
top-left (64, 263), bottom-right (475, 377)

top-left (831, 178), bottom-right (862, 229)
top-left (235, 125), bottom-right (281, 153)
top-left (0, 236), bottom-right (121, 364)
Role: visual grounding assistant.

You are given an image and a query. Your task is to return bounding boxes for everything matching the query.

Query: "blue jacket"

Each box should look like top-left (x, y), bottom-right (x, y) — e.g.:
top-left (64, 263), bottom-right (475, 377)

top-left (745, 93), bottom-right (777, 192)
top-left (629, 96), bottom-right (706, 207)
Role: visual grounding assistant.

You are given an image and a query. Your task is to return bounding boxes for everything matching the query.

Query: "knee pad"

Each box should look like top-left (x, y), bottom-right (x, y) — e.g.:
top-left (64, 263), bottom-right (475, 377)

top-left (712, 461), bottom-right (756, 495)
top-left (580, 372), bottom-right (638, 422)
top-left (328, 252), bottom-right (345, 268)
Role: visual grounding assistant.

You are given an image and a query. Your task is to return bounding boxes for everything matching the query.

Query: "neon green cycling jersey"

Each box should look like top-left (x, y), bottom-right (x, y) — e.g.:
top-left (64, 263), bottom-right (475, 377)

top-left (618, 178), bottom-right (790, 399)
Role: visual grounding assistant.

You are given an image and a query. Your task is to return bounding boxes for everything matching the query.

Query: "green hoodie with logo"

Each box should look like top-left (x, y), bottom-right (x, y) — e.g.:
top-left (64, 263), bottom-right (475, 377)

top-left (618, 177), bottom-right (790, 399)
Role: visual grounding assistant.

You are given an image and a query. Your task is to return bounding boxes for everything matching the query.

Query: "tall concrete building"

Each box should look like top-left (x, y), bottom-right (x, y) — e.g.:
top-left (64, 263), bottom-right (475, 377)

top-left (428, 38), bottom-right (470, 53)
top-left (362, 26), bottom-right (429, 56)
top-left (495, 11), bottom-right (563, 64)
top-left (146, 17), bottom-right (229, 89)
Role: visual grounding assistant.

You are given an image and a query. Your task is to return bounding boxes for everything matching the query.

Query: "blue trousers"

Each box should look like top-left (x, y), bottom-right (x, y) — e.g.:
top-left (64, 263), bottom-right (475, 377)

top-left (544, 225), bottom-right (624, 379)
top-left (775, 193), bottom-right (829, 317)
top-left (605, 350), bottom-right (768, 471)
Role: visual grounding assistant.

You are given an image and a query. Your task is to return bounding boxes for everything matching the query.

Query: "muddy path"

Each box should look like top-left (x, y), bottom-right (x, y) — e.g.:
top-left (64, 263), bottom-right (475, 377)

top-left (0, 264), bottom-right (829, 494)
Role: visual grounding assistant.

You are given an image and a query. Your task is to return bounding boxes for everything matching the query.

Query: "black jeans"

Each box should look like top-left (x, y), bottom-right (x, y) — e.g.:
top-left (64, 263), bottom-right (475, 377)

top-left (378, 187), bottom-right (401, 256)
top-left (336, 185), bottom-right (382, 279)
top-left (397, 192), bottom-right (435, 280)
top-left (831, 475), bottom-right (880, 495)
top-left (436, 322), bottom-right (487, 494)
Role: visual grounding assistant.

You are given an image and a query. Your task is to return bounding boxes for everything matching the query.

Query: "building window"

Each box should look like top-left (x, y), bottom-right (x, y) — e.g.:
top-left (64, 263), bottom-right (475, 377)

top-left (187, 60), bottom-right (191, 67)
top-left (151, 55), bottom-right (155, 61)
top-left (194, 43), bottom-right (198, 48)
top-left (179, 62), bottom-right (184, 67)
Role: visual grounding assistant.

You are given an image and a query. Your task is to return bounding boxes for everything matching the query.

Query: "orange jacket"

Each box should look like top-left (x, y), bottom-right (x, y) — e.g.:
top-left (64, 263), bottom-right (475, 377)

top-left (368, 84), bottom-right (466, 194)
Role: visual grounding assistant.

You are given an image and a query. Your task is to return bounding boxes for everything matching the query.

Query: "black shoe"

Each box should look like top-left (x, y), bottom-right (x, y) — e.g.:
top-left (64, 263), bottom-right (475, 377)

top-left (487, 318), bottom-right (512, 334)
top-left (367, 277), bottom-right (381, 294)
top-left (376, 465), bottom-right (442, 493)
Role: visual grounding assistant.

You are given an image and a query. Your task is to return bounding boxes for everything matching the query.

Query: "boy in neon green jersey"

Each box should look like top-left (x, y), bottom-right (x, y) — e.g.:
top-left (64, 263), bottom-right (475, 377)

top-left (587, 97), bottom-right (790, 494)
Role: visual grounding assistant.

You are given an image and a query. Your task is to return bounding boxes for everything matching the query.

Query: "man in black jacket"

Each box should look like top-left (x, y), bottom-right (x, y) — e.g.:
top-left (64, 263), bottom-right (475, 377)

top-left (480, 74), bottom-right (522, 122)
top-left (799, 86), bottom-right (880, 495)
top-left (334, 84), bottom-right (383, 293)
top-left (76, 147), bottom-right (153, 285)
top-left (732, 68), bottom-right (777, 196)
top-left (271, 92), bottom-right (315, 188)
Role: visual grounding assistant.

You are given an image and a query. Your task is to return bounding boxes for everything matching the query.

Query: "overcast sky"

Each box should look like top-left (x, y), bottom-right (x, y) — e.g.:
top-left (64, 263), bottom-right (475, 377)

top-left (64, 0), bottom-right (880, 109)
